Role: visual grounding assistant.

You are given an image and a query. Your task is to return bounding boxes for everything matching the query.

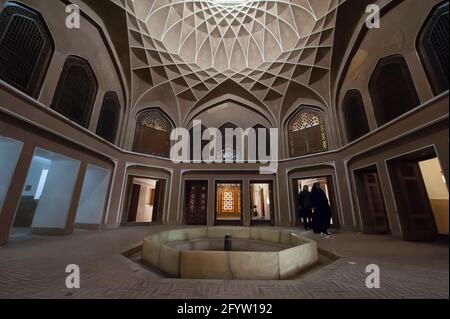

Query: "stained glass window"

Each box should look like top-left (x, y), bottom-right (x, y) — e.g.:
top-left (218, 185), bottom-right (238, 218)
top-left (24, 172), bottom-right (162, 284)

top-left (216, 182), bottom-right (242, 221)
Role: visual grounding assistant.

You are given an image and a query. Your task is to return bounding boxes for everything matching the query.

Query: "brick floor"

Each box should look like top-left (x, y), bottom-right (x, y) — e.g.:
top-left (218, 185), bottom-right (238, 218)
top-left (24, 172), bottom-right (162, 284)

top-left (0, 226), bottom-right (447, 299)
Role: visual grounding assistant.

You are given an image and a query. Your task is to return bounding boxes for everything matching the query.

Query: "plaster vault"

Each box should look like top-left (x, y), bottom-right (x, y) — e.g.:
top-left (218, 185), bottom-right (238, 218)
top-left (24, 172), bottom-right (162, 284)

top-left (112, 0), bottom-right (342, 122)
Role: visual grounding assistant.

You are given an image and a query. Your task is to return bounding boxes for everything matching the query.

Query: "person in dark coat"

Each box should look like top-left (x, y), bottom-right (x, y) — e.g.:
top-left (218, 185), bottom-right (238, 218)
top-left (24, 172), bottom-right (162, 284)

top-left (298, 185), bottom-right (312, 230)
top-left (311, 182), bottom-right (332, 235)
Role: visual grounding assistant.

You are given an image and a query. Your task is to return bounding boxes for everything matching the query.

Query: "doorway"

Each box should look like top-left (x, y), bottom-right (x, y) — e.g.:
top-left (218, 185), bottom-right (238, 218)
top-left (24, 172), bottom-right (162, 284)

top-left (215, 181), bottom-right (243, 226)
top-left (250, 181), bottom-right (274, 226)
top-left (292, 176), bottom-right (340, 229)
top-left (0, 136), bottom-right (22, 216)
top-left (354, 166), bottom-right (390, 234)
top-left (75, 165), bottom-right (111, 227)
top-left (12, 148), bottom-right (80, 237)
top-left (388, 147), bottom-right (448, 241)
top-left (185, 180), bottom-right (208, 225)
top-left (126, 177), bottom-right (164, 224)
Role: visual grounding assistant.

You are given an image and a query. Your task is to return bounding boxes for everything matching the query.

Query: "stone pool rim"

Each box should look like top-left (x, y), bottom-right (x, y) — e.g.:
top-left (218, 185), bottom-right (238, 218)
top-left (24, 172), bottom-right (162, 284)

top-left (142, 227), bottom-right (319, 280)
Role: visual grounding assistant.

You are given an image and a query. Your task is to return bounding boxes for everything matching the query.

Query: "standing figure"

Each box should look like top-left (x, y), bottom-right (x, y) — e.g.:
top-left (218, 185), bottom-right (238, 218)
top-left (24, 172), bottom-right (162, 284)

top-left (298, 186), bottom-right (312, 230)
top-left (252, 205), bottom-right (259, 218)
top-left (311, 182), bottom-right (332, 235)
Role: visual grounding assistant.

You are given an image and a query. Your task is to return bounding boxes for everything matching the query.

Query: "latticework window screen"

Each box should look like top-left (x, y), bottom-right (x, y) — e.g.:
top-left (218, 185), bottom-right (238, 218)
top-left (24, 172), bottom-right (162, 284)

top-left (133, 110), bottom-right (173, 158)
top-left (369, 55), bottom-right (420, 126)
top-left (0, 2), bottom-right (54, 98)
top-left (418, 2), bottom-right (449, 95)
top-left (51, 56), bottom-right (98, 128)
top-left (96, 92), bottom-right (120, 143)
top-left (288, 109), bottom-right (328, 157)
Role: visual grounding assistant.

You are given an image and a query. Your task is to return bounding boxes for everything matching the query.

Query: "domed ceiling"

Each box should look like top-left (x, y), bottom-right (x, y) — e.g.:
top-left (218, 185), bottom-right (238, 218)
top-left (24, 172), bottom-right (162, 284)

top-left (111, 0), bottom-right (344, 122)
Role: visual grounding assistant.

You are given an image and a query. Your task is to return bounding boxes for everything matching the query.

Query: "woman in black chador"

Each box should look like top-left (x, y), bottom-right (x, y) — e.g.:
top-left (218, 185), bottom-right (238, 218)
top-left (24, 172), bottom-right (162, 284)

top-left (311, 182), bottom-right (332, 235)
top-left (298, 185), bottom-right (312, 230)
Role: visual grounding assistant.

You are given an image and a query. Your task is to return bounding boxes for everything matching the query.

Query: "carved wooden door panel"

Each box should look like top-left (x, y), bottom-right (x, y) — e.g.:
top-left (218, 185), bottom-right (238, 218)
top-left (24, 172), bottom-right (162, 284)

top-left (185, 181), bottom-right (208, 225)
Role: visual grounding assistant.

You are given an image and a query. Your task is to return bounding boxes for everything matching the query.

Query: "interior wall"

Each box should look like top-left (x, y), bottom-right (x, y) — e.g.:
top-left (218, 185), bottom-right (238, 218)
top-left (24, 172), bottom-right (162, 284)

top-left (1, 0), bottom-right (126, 139)
top-left (297, 178), bottom-right (330, 199)
top-left (419, 158), bottom-right (449, 235)
top-left (13, 155), bottom-right (51, 228)
top-left (250, 183), bottom-right (271, 221)
top-left (136, 185), bottom-right (154, 222)
top-left (21, 157), bottom-right (50, 198)
top-left (287, 166), bottom-right (340, 227)
top-left (337, 0), bottom-right (442, 143)
top-left (0, 109), bottom-right (115, 244)
top-left (133, 178), bottom-right (157, 223)
top-left (191, 101), bottom-right (272, 129)
top-left (181, 172), bottom-right (278, 227)
top-left (0, 0), bottom-right (448, 246)
top-left (75, 164), bottom-right (111, 226)
top-left (30, 149), bottom-right (81, 229)
top-left (0, 137), bottom-right (22, 212)
top-left (122, 166), bottom-right (171, 224)
top-left (347, 119), bottom-right (449, 238)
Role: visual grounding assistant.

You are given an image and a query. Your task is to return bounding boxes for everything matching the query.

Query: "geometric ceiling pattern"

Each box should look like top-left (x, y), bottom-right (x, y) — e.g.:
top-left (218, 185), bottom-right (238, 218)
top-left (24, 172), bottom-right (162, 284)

top-left (111, 0), bottom-right (345, 116)
top-left (146, 0), bottom-right (318, 72)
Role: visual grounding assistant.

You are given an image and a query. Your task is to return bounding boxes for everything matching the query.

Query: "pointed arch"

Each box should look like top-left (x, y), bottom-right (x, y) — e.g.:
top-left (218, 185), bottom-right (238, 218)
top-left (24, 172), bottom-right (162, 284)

top-left (253, 124), bottom-right (270, 161)
top-left (219, 122), bottom-right (239, 163)
top-left (132, 108), bottom-right (174, 158)
top-left (369, 55), bottom-right (420, 126)
top-left (51, 56), bottom-right (98, 128)
top-left (342, 89), bottom-right (370, 142)
top-left (96, 91), bottom-right (121, 143)
top-left (0, 1), bottom-right (54, 98)
top-left (417, 1), bottom-right (449, 95)
top-left (287, 107), bottom-right (329, 157)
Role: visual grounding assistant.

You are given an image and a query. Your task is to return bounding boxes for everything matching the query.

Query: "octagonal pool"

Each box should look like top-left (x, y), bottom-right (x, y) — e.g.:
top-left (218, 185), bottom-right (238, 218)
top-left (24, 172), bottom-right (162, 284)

top-left (141, 227), bottom-right (319, 280)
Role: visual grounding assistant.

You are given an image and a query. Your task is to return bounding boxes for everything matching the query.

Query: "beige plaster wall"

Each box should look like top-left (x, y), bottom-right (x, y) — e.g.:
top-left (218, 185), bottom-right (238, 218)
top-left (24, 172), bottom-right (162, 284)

top-left (336, 0), bottom-right (443, 144)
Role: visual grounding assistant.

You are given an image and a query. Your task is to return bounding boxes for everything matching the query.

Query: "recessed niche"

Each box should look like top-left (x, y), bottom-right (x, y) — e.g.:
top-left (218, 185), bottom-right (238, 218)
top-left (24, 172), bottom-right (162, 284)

top-left (12, 148), bottom-right (80, 235)
top-left (75, 165), bottom-right (111, 226)
top-left (0, 136), bottom-right (22, 214)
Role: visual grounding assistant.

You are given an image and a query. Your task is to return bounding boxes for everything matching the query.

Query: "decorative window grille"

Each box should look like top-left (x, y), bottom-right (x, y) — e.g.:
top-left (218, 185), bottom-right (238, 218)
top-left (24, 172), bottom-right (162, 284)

top-left (0, 2), bottom-right (54, 98)
top-left (288, 110), bottom-right (328, 157)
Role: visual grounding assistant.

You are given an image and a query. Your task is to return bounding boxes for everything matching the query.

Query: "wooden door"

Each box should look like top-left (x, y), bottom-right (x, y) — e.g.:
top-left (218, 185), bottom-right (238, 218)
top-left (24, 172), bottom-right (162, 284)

top-left (292, 179), bottom-right (300, 226)
top-left (250, 182), bottom-right (275, 226)
top-left (267, 182), bottom-right (275, 225)
top-left (259, 189), bottom-right (265, 216)
top-left (394, 162), bottom-right (437, 241)
top-left (326, 176), bottom-right (340, 229)
top-left (185, 181), bottom-right (208, 225)
top-left (127, 183), bottom-right (141, 222)
top-left (152, 180), bottom-right (164, 222)
top-left (363, 172), bottom-right (389, 233)
top-left (215, 182), bottom-right (242, 225)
